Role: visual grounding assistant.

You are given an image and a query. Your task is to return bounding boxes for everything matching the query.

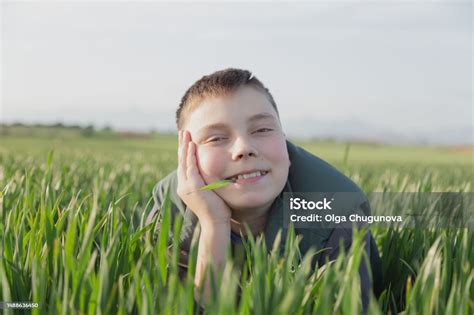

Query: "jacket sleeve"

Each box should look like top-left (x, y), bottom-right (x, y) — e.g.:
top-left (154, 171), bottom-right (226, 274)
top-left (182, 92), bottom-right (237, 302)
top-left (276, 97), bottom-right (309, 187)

top-left (145, 174), bottom-right (192, 280)
top-left (145, 171), bottom-right (190, 240)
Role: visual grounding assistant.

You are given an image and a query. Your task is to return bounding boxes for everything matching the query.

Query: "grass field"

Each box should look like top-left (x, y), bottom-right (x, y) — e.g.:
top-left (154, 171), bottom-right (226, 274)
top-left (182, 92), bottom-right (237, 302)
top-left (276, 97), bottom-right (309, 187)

top-left (0, 129), bottom-right (473, 314)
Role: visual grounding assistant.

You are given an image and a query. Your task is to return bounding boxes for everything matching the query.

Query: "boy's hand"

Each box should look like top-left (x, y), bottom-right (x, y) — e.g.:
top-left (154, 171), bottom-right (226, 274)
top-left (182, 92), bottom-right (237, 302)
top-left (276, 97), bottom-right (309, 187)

top-left (176, 130), bottom-right (232, 227)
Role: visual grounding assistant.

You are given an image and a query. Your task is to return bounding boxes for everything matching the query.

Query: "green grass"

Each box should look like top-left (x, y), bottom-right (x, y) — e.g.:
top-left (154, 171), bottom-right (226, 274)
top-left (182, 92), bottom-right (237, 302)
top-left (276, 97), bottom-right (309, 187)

top-left (0, 131), bottom-right (473, 314)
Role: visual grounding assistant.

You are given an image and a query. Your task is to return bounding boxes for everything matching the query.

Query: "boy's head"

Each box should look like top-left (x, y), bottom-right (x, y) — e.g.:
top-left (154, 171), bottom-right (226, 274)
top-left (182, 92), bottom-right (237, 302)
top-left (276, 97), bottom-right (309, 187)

top-left (176, 68), bottom-right (290, 212)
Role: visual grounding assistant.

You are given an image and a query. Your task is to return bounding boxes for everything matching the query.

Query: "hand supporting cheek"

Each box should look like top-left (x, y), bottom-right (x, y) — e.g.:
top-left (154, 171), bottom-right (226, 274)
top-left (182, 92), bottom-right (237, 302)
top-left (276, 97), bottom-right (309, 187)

top-left (176, 130), bottom-right (232, 227)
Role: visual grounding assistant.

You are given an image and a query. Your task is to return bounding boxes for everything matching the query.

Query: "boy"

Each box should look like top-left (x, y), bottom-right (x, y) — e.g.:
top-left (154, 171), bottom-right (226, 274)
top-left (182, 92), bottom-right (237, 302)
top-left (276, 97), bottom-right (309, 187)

top-left (146, 68), bottom-right (383, 312)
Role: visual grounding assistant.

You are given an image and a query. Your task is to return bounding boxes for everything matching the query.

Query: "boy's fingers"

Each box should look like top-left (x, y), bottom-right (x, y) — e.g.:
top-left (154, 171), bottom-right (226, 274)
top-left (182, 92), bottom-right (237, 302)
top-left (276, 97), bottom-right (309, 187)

top-left (186, 142), bottom-right (200, 182)
top-left (178, 130), bottom-right (187, 180)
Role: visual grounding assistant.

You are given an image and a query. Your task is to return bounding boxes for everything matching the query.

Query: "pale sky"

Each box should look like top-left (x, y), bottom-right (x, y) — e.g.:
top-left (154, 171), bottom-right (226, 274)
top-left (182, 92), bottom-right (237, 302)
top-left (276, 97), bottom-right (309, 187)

top-left (1, 0), bottom-right (472, 144)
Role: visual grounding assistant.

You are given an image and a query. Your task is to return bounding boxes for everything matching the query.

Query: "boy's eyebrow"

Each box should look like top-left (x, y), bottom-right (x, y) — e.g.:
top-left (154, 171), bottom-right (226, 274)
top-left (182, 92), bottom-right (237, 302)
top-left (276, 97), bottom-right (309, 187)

top-left (197, 112), bottom-right (277, 135)
top-left (247, 112), bottom-right (276, 123)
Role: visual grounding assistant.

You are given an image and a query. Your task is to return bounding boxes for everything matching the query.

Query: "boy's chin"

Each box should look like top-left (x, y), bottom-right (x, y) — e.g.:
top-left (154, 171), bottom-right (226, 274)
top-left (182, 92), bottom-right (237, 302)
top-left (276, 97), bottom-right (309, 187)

top-left (225, 195), bottom-right (275, 211)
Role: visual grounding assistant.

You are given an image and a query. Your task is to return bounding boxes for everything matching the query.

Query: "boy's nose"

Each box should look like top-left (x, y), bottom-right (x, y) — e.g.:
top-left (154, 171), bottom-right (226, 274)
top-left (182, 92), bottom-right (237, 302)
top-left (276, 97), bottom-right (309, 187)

top-left (231, 139), bottom-right (258, 160)
top-left (234, 151), bottom-right (257, 160)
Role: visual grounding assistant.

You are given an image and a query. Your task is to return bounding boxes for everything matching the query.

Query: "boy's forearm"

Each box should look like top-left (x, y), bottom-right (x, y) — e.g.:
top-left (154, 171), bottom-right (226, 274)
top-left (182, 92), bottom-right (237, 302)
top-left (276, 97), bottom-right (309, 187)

top-left (194, 221), bottom-right (231, 303)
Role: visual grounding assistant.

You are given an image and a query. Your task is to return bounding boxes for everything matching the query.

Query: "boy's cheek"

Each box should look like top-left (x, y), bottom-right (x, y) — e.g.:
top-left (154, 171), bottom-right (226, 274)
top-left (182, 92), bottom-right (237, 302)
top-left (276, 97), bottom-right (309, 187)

top-left (265, 139), bottom-right (289, 160)
top-left (195, 150), bottom-right (223, 178)
top-left (194, 147), bottom-right (208, 175)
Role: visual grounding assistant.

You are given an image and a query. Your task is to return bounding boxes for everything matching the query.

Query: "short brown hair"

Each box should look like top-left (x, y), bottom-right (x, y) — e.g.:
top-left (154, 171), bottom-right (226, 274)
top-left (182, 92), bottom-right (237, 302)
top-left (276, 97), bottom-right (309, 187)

top-left (176, 68), bottom-right (279, 129)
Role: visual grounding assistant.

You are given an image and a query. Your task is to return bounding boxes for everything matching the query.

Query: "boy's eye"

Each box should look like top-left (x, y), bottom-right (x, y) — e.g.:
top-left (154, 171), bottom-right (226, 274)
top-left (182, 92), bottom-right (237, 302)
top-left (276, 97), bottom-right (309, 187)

top-left (255, 128), bottom-right (273, 133)
top-left (208, 137), bottom-right (226, 143)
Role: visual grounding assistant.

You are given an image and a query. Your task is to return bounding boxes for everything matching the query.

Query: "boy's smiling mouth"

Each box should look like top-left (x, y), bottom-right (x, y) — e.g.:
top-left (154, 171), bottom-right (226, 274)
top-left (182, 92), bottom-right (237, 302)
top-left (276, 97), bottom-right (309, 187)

top-left (225, 169), bottom-right (270, 184)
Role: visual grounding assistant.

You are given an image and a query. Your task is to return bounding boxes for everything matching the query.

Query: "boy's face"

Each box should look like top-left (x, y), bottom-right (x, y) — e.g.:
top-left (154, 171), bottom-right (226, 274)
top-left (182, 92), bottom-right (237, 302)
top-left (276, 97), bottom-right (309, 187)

top-left (183, 86), bottom-right (291, 211)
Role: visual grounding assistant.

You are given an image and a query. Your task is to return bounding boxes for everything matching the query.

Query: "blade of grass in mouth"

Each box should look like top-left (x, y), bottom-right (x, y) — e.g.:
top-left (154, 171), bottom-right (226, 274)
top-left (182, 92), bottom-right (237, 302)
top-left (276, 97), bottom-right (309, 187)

top-left (186, 179), bottom-right (234, 195)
